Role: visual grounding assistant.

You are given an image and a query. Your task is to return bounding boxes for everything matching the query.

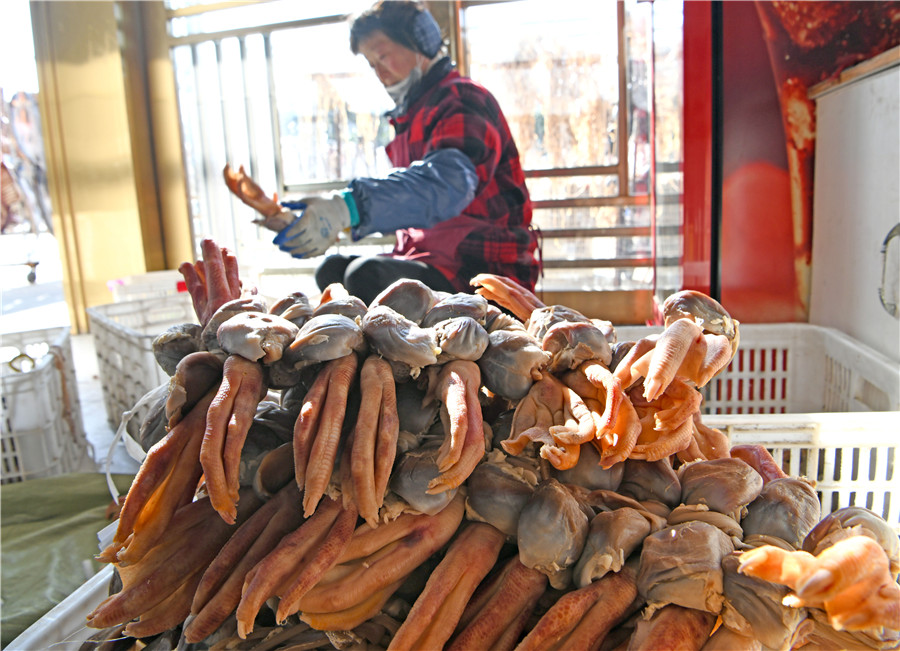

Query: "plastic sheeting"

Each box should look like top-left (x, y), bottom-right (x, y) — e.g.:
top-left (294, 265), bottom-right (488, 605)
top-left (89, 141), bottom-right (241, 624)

top-left (1, 472), bottom-right (134, 646)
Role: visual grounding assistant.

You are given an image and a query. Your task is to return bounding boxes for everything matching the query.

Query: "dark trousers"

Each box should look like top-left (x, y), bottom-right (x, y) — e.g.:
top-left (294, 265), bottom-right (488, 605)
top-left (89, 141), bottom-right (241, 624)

top-left (315, 254), bottom-right (457, 306)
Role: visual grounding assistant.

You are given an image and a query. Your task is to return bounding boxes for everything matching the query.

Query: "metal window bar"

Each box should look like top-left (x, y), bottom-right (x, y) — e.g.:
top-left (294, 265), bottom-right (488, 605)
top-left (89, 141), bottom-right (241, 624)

top-left (646, 0), bottom-right (659, 298)
top-left (189, 42), bottom-right (216, 242)
top-left (214, 39), bottom-right (240, 249)
top-left (544, 257), bottom-right (679, 270)
top-left (239, 37), bottom-right (260, 182)
top-left (167, 13), bottom-right (352, 47)
top-left (616, 1), bottom-right (630, 200)
top-left (263, 32), bottom-right (283, 198)
top-left (169, 12), bottom-right (355, 198)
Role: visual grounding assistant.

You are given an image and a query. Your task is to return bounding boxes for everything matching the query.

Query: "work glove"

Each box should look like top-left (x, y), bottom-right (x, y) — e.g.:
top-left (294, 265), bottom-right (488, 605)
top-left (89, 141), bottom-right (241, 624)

top-left (272, 191), bottom-right (357, 258)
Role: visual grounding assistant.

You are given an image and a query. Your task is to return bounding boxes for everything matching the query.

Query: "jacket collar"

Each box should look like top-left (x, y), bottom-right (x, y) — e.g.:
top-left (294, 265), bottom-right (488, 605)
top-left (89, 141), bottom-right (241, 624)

top-left (387, 56), bottom-right (455, 121)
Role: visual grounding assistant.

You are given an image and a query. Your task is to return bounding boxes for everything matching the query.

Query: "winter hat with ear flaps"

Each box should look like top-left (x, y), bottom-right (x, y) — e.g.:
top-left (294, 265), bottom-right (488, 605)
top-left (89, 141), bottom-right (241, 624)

top-left (409, 8), bottom-right (442, 58)
top-left (355, 2), bottom-right (443, 58)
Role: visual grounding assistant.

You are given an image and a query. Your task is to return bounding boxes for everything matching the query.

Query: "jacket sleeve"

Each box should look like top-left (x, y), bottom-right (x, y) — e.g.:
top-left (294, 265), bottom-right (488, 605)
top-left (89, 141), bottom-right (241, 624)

top-left (348, 148), bottom-right (478, 239)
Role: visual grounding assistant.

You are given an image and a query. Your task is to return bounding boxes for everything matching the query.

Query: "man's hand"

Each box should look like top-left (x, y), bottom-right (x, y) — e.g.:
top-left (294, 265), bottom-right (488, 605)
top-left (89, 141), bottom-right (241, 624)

top-left (223, 164), bottom-right (293, 231)
top-left (273, 193), bottom-right (351, 258)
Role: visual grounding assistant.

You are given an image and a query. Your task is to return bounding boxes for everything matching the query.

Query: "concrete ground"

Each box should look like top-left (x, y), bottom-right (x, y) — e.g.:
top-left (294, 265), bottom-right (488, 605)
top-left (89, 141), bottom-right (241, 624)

top-left (1, 231), bottom-right (140, 476)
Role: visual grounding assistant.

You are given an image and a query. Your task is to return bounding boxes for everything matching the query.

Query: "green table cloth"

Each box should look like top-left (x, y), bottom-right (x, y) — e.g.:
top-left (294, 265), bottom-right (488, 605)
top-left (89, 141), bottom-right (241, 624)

top-left (1, 472), bottom-right (134, 647)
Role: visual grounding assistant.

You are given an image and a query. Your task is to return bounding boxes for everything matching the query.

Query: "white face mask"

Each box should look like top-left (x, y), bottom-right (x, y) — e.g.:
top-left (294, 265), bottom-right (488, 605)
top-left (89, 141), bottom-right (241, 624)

top-left (384, 60), bottom-right (424, 106)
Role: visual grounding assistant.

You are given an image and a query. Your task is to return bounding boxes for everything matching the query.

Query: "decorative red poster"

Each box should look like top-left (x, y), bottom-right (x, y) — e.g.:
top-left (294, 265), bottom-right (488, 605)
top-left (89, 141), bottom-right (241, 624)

top-left (719, 1), bottom-right (900, 323)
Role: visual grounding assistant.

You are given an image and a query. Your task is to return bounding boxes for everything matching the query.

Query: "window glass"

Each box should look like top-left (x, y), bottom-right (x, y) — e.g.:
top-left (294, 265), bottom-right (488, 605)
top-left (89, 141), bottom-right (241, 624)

top-left (536, 205), bottom-right (660, 291)
top-left (533, 204), bottom-right (637, 232)
top-left (270, 23), bottom-right (393, 186)
top-left (539, 265), bottom-right (655, 292)
top-left (625, 0), bottom-right (652, 195)
top-left (462, 0), bottom-right (620, 170)
top-left (653, 1), bottom-right (684, 183)
top-left (651, 0), bottom-right (685, 292)
top-left (167, 0), bottom-right (371, 38)
top-left (526, 175), bottom-right (619, 203)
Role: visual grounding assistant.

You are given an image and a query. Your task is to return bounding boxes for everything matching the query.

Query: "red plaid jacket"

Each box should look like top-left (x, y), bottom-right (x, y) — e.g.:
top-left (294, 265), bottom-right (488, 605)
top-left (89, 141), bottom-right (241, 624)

top-left (384, 62), bottom-right (539, 292)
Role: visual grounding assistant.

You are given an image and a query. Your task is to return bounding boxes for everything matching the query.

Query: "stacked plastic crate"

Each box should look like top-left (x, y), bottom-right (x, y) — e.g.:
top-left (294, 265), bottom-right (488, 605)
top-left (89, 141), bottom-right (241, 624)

top-left (1, 327), bottom-right (94, 482)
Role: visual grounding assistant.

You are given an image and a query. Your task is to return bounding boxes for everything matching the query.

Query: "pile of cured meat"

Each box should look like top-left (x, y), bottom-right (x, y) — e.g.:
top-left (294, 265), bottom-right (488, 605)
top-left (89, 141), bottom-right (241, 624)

top-left (80, 240), bottom-right (899, 651)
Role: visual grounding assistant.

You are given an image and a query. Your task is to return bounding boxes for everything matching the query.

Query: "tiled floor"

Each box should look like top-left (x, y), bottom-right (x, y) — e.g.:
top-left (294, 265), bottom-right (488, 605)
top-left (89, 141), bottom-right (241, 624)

top-left (70, 333), bottom-right (142, 475)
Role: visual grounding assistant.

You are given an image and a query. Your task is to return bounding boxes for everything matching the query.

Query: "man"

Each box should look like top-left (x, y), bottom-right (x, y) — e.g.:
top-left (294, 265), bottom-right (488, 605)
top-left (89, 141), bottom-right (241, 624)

top-left (225, 0), bottom-right (539, 305)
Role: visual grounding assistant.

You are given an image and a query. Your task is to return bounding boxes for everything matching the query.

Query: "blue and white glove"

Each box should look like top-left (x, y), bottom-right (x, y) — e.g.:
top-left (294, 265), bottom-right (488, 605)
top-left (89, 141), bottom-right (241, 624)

top-left (273, 191), bottom-right (358, 258)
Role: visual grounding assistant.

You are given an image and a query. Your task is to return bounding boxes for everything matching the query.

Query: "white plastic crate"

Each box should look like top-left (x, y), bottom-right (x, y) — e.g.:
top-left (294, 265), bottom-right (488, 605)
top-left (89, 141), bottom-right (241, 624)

top-left (86, 294), bottom-right (197, 435)
top-left (0, 327), bottom-right (94, 482)
top-left (615, 323), bottom-right (899, 531)
top-left (704, 324), bottom-right (898, 414)
top-left (106, 270), bottom-right (188, 303)
top-left (255, 263), bottom-right (320, 302)
top-left (615, 323), bottom-right (899, 414)
top-left (709, 412), bottom-right (899, 533)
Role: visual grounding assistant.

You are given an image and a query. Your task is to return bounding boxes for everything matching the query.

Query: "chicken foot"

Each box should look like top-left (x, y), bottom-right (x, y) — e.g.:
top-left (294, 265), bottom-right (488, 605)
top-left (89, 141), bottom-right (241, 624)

top-left (201, 354), bottom-right (268, 524)
top-left (575, 360), bottom-right (624, 435)
top-left (98, 388), bottom-right (217, 565)
top-left (447, 554), bottom-right (548, 651)
top-left (122, 568), bottom-right (204, 639)
top-left (350, 355), bottom-right (399, 527)
top-left (424, 360), bottom-right (488, 493)
top-left (185, 482), bottom-right (305, 643)
top-left (677, 412), bottom-right (731, 463)
top-left (293, 353), bottom-right (359, 516)
top-left (388, 522), bottom-right (506, 651)
top-left (295, 493), bottom-right (466, 628)
top-left (502, 372), bottom-right (596, 470)
top-left (628, 378), bottom-right (701, 462)
top-left (234, 495), bottom-right (358, 638)
top-left (614, 290), bottom-right (739, 401)
top-left (627, 604), bottom-right (718, 650)
top-left (300, 578), bottom-right (407, 632)
top-left (470, 273), bottom-right (546, 323)
top-left (515, 561), bottom-right (640, 651)
top-left (88, 490), bottom-right (261, 630)
top-left (179, 238), bottom-right (244, 327)
top-left (562, 360), bottom-right (640, 468)
top-left (738, 535), bottom-right (900, 632)
top-left (223, 163), bottom-right (290, 230)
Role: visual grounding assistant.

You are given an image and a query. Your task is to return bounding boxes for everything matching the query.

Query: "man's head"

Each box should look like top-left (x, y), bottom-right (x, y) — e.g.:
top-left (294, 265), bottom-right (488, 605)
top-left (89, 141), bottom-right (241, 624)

top-left (350, 1), bottom-right (442, 87)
